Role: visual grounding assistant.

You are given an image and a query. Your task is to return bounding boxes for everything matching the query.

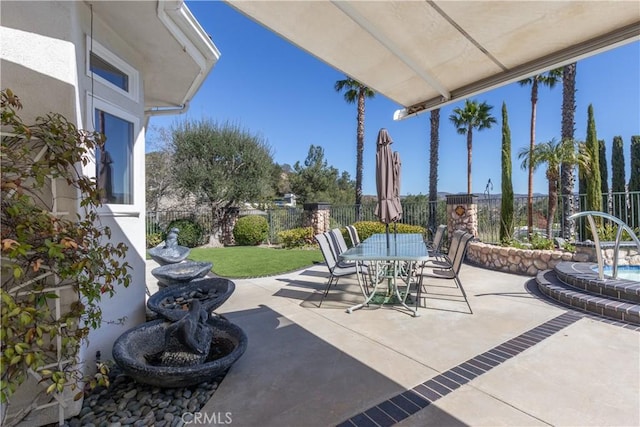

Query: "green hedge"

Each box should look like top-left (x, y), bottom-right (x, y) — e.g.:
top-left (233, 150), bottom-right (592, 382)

top-left (233, 215), bottom-right (269, 246)
top-left (166, 218), bottom-right (203, 248)
top-left (352, 221), bottom-right (425, 241)
top-left (146, 232), bottom-right (163, 248)
top-left (277, 227), bottom-right (315, 248)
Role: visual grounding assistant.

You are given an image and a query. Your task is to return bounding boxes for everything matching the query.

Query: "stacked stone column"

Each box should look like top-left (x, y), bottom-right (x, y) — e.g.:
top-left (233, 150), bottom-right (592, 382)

top-left (446, 194), bottom-right (478, 240)
top-left (303, 203), bottom-right (331, 235)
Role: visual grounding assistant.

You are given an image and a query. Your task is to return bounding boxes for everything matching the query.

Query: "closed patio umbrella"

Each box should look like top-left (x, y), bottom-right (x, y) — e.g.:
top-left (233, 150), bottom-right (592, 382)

top-left (392, 150), bottom-right (402, 220)
top-left (374, 128), bottom-right (402, 248)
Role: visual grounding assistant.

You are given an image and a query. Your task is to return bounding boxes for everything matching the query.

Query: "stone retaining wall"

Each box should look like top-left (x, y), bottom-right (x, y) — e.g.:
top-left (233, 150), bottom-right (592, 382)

top-left (466, 241), bottom-right (590, 276)
top-left (575, 242), bottom-right (640, 266)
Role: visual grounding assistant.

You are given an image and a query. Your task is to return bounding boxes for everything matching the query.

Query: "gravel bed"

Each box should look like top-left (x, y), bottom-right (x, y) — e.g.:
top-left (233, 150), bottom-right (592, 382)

top-left (50, 366), bottom-right (225, 427)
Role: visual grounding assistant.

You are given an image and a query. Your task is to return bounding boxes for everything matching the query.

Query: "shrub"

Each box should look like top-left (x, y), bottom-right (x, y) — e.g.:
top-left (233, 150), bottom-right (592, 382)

top-left (352, 221), bottom-right (425, 241)
top-left (233, 215), bottom-right (269, 246)
top-left (1, 89), bottom-right (130, 412)
top-left (146, 232), bottom-right (163, 248)
top-left (530, 234), bottom-right (555, 250)
top-left (596, 223), bottom-right (639, 242)
top-left (278, 227), bottom-right (315, 248)
top-left (166, 219), bottom-right (203, 248)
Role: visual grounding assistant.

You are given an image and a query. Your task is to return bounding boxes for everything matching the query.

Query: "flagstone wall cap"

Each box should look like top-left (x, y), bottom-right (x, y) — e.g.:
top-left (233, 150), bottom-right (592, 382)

top-left (303, 202), bottom-right (331, 211)
top-left (446, 194), bottom-right (478, 204)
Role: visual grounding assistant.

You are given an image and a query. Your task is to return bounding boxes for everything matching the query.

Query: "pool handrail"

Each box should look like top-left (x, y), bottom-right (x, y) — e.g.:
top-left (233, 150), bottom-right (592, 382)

top-left (568, 211), bottom-right (640, 280)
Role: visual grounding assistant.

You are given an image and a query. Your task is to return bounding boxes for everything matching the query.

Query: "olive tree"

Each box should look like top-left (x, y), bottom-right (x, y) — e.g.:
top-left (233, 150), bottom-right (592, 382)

top-left (170, 119), bottom-right (275, 244)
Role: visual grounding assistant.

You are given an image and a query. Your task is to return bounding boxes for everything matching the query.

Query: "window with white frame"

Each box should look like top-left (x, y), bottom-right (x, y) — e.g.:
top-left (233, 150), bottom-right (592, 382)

top-left (86, 36), bottom-right (139, 101)
top-left (93, 104), bottom-right (135, 205)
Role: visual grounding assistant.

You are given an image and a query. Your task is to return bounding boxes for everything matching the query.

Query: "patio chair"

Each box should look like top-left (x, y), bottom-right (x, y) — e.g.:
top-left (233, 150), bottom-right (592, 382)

top-left (426, 224), bottom-right (447, 259)
top-left (422, 229), bottom-right (464, 272)
top-left (346, 225), bottom-right (361, 247)
top-left (328, 228), bottom-right (350, 259)
top-left (415, 230), bottom-right (474, 314)
top-left (314, 232), bottom-right (367, 307)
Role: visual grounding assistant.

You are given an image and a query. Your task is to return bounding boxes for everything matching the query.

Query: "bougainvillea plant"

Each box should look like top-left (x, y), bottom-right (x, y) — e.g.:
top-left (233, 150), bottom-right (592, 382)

top-left (0, 89), bottom-right (131, 413)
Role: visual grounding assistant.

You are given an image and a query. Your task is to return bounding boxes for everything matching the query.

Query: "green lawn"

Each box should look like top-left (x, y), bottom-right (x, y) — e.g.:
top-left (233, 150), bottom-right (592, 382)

top-left (187, 246), bottom-right (323, 278)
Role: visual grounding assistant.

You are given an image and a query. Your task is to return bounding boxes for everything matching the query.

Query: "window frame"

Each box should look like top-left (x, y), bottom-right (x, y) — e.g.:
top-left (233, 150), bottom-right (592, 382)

top-left (86, 94), bottom-right (142, 214)
top-left (86, 35), bottom-right (139, 102)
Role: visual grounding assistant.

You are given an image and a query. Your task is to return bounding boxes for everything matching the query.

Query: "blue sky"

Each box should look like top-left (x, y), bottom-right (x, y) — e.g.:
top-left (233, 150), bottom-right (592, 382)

top-left (149, 1), bottom-right (640, 197)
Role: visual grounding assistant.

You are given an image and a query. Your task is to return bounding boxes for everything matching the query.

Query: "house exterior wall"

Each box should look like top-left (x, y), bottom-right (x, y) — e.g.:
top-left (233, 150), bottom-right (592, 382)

top-left (2, 1), bottom-right (217, 423)
top-left (1, 0), bottom-right (146, 386)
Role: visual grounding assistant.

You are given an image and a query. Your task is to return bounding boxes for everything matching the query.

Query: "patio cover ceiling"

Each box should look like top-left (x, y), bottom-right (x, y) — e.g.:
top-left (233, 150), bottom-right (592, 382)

top-left (228, 1), bottom-right (640, 120)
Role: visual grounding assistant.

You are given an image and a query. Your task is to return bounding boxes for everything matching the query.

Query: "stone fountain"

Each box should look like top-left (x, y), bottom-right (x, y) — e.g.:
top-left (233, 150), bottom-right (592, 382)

top-left (114, 231), bottom-right (247, 387)
top-left (151, 261), bottom-right (213, 288)
top-left (148, 228), bottom-right (190, 265)
top-left (113, 279), bottom-right (247, 388)
top-left (148, 228), bottom-right (213, 288)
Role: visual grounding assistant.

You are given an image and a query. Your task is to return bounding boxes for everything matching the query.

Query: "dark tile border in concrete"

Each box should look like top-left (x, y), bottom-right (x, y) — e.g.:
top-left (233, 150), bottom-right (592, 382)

top-left (336, 312), bottom-right (582, 427)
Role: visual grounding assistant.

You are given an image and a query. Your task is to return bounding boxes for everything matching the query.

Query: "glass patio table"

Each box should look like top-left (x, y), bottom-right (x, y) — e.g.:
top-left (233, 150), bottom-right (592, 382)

top-left (339, 233), bottom-right (430, 317)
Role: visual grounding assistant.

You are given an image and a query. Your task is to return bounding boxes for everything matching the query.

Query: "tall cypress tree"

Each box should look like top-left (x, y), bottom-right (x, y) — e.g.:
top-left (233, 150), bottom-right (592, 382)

top-left (599, 139), bottom-right (608, 214)
top-left (612, 136), bottom-right (626, 192)
top-left (428, 109), bottom-right (440, 232)
top-left (599, 140), bottom-right (608, 195)
top-left (629, 135), bottom-right (640, 227)
top-left (611, 136), bottom-right (626, 221)
top-left (629, 136), bottom-right (640, 191)
top-left (585, 105), bottom-right (601, 222)
top-left (500, 102), bottom-right (514, 242)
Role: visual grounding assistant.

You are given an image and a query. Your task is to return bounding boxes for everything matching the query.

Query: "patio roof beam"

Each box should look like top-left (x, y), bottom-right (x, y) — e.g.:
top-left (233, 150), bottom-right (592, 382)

top-left (394, 21), bottom-right (640, 120)
top-left (331, 0), bottom-right (451, 101)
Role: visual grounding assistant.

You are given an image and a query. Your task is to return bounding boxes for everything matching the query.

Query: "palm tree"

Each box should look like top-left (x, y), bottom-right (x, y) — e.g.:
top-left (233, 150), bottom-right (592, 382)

top-left (519, 138), bottom-right (590, 239)
top-left (560, 63), bottom-right (577, 239)
top-left (519, 68), bottom-right (563, 239)
top-left (428, 108), bottom-right (440, 232)
top-left (334, 77), bottom-right (375, 220)
top-left (449, 99), bottom-right (497, 194)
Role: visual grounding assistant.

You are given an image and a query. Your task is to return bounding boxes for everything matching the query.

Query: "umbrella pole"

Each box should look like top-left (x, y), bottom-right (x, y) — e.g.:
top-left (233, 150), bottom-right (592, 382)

top-left (386, 223), bottom-right (390, 249)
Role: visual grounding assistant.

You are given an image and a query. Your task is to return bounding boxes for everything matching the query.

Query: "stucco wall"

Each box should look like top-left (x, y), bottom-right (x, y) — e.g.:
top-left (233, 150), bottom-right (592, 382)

top-left (1, 0), bottom-right (147, 376)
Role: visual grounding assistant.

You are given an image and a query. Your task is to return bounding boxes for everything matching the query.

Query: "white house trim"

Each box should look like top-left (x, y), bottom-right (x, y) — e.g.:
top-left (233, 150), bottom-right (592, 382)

top-left (85, 93), bottom-right (144, 217)
top-left (85, 35), bottom-right (140, 102)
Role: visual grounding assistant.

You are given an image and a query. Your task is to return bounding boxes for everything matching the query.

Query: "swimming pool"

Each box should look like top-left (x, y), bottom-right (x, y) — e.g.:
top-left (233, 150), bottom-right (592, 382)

top-left (597, 265), bottom-right (640, 281)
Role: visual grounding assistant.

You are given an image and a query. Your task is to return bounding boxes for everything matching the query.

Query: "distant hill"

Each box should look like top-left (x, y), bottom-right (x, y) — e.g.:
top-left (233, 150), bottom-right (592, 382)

top-left (364, 192), bottom-right (549, 200)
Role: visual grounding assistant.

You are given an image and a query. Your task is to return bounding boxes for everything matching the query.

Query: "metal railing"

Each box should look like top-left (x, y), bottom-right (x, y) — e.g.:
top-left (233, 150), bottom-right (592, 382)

top-left (146, 207), bottom-right (305, 243)
top-left (569, 211), bottom-right (640, 279)
top-left (146, 191), bottom-right (640, 245)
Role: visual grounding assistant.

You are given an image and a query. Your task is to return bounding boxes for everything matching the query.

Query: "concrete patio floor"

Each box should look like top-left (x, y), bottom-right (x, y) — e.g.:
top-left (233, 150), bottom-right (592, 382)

top-left (146, 261), bottom-right (640, 426)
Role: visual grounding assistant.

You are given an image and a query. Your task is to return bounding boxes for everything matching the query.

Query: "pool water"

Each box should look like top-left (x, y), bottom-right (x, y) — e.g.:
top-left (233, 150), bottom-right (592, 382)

top-left (598, 265), bottom-right (640, 281)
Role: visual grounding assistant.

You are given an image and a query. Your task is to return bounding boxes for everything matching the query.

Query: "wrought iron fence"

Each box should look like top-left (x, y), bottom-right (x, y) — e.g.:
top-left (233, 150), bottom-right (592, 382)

top-left (146, 210), bottom-right (215, 235)
top-left (265, 207), bottom-right (305, 242)
top-left (146, 207), bottom-right (305, 243)
top-left (329, 200), bottom-right (448, 231)
top-left (478, 191), bottom-right (640, 243)
top-left (147, 191), bottom-right (640, 245)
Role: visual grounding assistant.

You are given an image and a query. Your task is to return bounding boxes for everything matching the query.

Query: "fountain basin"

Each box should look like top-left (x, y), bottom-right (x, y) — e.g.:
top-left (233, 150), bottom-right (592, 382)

top-left (148, 243), bottom-right (190, 265)
top-left (151, 261), bottom-right (213, 287)
top-left (147, 278), bottom-right (235, 322)
top-left (112, 316), bottom-right (247, 388)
